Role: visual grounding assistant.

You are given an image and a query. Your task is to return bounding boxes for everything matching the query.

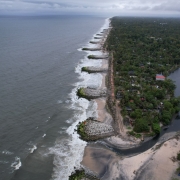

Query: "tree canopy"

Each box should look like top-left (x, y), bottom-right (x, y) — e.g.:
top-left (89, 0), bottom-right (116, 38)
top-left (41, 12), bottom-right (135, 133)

top-left (106, 17), bottom-right (180, 134)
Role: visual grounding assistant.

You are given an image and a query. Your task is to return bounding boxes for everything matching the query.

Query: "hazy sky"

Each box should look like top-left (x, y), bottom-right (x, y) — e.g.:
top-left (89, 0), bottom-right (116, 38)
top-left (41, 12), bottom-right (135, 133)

top-left (0, 0), bottom-right (180, 17)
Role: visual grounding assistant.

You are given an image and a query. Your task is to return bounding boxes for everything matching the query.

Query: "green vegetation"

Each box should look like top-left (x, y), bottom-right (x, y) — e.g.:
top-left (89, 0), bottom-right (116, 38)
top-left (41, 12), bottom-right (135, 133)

top-left (146, 132), bottom-right (156, 137)
top-left (176, 166), bottom-right (180, 174)
top-left (176, 152), bottom-right (180, 174)
top-left (77, 88), bottom-right (85, 97)
top-left (177, 153), bottom-right (180, 161)
top-left (82, 48), bottom-right (88, 50)
top-left (77, 88), bottom-right (89, 100)
top-left (77, 121), bottom-right (88, 140)
top-left (69, 170), bottom-right (86, 180)
top-left (69, 169), bottom-right (100, 180)
top-left (88, 55), bottom-right (96, 59)
top-left (81, 67), bottom-right (90, 73)
top-left (152, 123), bottom-right (161, 134)
top-left (134, 118), bottom-right (149, 133)
top-left (105, 17), bottom-right (180, 135)
top-left (128, 131), bottom-right (142, 138)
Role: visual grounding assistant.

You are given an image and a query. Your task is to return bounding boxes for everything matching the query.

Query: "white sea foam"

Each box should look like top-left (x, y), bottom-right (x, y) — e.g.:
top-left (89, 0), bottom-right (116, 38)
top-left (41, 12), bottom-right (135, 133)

top-left (66, 119), bottom-right (74, 124)
top-left (2, 150), bottom-right (14, 155)
top-left (84, 18), bottom-right (110, 50)
top-left (30, 145), bottom-right (37, 153)
top-left (65, 100), bottom-right (71, 104)
top-left (49, 109), bottom-right (87, 179)
top-left (11, 157), bottom-right (21, 170)
top-left (49, 94), bottom-right (96, 180)
top-left (61, 127), bottom-right (68, 130)
top-left (0, 160), bottom-right (9, 164)
top-left (58, 131), bottom-right (64, 134)
top-left (50, 18), bottom-right (109, 180)
top-left (77, 48), bottom-right (82, 52)
top-left (57, 100), bottom-right (63, 104)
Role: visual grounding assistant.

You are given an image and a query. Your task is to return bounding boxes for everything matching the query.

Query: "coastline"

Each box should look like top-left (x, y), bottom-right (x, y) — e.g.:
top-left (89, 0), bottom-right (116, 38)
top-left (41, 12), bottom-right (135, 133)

top-left (79, 21), bottom-right (142, 179)
top-left (71, 17), bottom-right (180, 180)
top-left (95, 59), bottom-right (111, 124)
top-left (80, 19), bottom-right (116, 178)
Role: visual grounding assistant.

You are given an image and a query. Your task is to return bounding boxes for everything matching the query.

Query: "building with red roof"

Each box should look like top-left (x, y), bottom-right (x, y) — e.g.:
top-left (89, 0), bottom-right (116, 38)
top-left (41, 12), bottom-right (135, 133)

top-left (156, 74), bottom-right (165, 81)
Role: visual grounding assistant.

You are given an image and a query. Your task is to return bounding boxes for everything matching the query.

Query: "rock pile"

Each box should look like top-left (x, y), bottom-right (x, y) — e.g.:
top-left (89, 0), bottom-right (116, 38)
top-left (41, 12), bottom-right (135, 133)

top-left (88, 55), bottom-right (108, 59)
top-left (85, 120), bottom-right (114, 136)
top-left (83, 67), bottom-right (108, 73)
top-left (82, 48), bottom-right (101, 51)
top-left (84, 88), bottom-right (107, 99)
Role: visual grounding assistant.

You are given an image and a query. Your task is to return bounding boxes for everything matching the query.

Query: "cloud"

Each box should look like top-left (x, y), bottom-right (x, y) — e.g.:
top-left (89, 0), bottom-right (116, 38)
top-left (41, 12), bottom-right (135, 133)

top-left (0, 0), bottom-right (180, 16)
top-left (152, 0), bottom-right (180, 12)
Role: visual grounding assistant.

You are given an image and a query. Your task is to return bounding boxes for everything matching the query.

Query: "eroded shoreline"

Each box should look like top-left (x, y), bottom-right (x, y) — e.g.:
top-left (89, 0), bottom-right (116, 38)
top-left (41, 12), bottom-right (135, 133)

top-left (70, 18), bottom-right (180, 180)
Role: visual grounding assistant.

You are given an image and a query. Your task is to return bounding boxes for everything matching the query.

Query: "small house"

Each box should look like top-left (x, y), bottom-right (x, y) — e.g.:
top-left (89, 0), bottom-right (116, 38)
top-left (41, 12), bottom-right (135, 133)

top-left (156, 74), bottom-right (165, 81)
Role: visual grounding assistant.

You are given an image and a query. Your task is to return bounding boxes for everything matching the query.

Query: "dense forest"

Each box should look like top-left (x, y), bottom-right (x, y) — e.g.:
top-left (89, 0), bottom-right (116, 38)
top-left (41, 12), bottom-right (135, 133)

top-left (105, 17), bottom-right (180, 135)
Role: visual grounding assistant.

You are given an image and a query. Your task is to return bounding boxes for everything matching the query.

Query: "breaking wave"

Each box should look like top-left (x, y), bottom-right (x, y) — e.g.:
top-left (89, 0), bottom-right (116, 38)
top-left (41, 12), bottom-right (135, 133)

top-left (50, 18), bottom-right (110, 180)
top-left (11, 157), bottom-right (22, 171)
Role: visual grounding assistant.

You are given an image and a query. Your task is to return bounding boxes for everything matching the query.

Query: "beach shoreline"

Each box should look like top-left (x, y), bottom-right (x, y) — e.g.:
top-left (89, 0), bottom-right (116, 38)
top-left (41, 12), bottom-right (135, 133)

top-left (79, 18), bottom-right (142, 179)
top-left (71, 18), bottom-right (180, 180)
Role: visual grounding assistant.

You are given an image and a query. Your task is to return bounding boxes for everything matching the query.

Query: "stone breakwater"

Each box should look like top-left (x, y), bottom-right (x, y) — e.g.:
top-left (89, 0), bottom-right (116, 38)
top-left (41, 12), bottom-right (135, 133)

top-left (89, 41), bottom-right (100, 44)
top-left (84, 88), bottom-right (107, 99)
top-left (96, 33), bottom-right (103, 36)
top-left (88, 55), bottom-right (108, 59)
top-left (78, 119), bottom-right (115, 141)
top-left (82, 67), bottom-right (108, 73)
top-left (82, 48), bottom-right (102, 51)
top-left (85, 120), bottom-right (114, 136)
top-left (94, 37), bottom-right (102, 39)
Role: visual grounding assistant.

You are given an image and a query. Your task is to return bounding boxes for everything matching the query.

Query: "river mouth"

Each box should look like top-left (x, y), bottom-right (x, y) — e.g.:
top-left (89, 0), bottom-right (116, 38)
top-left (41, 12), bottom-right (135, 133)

top-left (91, 68), bottom-right (180, 157)
top-left (91, 115), bottom-right (180, 157)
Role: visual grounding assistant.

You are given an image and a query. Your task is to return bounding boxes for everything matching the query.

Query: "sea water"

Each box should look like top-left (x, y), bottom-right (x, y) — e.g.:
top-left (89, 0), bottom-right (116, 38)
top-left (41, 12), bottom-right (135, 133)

top-left (0, 16), bottom-right (109, 180)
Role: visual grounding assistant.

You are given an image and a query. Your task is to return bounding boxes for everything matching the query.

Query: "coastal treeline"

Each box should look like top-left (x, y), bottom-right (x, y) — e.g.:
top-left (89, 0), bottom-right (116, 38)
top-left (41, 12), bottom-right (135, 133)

top-left (105, 17), bottom-right (180, 135)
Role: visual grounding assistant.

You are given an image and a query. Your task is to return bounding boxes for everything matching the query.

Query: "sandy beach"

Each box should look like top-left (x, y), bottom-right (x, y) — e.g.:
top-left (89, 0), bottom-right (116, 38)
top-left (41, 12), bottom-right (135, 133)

top-left (118, 134), bottom-right (180, 180)
top-left (79, 23), bottom-right (180, 180)
top-left (95, 58), bottom-right (112, 124)
top-left (81, 26), bottom-right (117, 178)
top-left (81, 132), bottom-right (180, 180)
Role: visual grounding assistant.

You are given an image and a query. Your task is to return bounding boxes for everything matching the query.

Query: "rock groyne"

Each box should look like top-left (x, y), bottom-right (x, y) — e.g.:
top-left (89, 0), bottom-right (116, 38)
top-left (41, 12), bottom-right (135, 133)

top-left (77, 87), bottom-right (107, 100)
top-left (77, 118), bottom-right (115, 141)
top-left (82, 67), bottom-right (108, 73)
top-left (89, 41), bottom-right (100, 44)
top-left (88, 55), bottom-right (108, 59)
top-left (82, 48), bottom-right (101, 51)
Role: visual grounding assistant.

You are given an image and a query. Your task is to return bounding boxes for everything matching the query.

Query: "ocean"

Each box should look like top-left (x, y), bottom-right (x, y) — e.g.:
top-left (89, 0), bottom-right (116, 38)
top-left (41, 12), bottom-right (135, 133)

top-left (0, 15), bottom-right (109, 180)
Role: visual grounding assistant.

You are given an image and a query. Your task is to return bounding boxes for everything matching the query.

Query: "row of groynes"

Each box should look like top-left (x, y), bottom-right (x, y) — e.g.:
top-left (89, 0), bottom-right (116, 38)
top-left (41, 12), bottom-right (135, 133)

top-left (69, 28), bottom-right (110, 180)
